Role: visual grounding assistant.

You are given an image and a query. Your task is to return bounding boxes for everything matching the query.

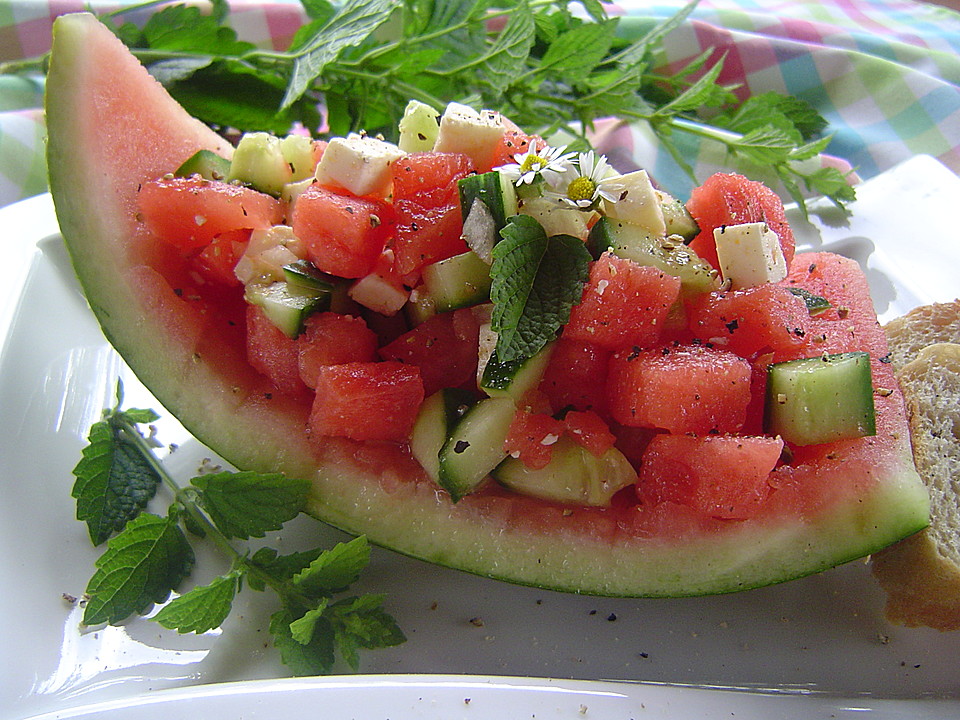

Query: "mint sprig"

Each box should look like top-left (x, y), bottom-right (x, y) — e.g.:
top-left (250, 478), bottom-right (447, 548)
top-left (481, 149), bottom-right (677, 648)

top-left (490, 215), bottom-right (592, 363)
top-left (70, 383), bottom-right (404, 675)
top-left (2, 0), bottom-right (856, 211)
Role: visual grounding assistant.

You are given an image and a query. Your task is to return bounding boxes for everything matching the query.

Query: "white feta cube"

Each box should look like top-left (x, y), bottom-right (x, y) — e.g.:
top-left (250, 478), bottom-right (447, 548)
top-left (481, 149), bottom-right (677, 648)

top-left (713, 221), bottom-right (788, 289)
top-left (314, 133), bottom-right (405, 197)
top-left (433, 102), bottom-right (505, 169)
top-left (599, 169), bottom-right (666, 236)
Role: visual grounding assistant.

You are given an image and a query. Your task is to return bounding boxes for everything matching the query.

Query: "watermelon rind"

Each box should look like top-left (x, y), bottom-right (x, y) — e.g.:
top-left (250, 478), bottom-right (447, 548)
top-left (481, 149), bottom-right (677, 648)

top-left (45, 13), bottom-right (930, 598)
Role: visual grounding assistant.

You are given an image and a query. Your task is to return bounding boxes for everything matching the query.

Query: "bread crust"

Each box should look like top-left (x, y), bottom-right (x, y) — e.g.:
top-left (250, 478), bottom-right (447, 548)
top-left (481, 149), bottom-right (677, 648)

top-left (883, 300), bottom-right (960, 372)
top-left (871, 339), bottom-right (960, 630)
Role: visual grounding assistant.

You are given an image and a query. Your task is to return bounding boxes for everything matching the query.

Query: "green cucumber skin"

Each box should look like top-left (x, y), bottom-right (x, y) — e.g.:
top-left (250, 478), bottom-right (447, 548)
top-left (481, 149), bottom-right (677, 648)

top-left (764, 351), bottom-right (877, 445)
top-left (410, 388), bottom-right (476, 485)
top-left (421, 251), bottom-right (492, 312)
top-left (438, 396), bottom-right (515, 502)
top-left (480, 342), bottom-right (555, 399)
top-left (458, 171), bottom-right (517, 231)
top-left (282, 260), bottom-right (336, 293)
top-left (175, 149), bottom-right (231, 181)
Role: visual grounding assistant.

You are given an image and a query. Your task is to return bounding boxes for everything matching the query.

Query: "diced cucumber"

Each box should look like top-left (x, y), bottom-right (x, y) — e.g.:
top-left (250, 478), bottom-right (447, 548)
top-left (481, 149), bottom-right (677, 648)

top-left (410, 388), bottom-right (476, 484)
top-left (657, 189), bottom-right (699, 241)
top-left (228, 132), bottom-right (291, 197)
top-left (405, 286), bottom-right (437, 326)
top-left (438, 396), bottom-right (516, 501)
top-left (421, 251), bottom-right (492, 312)
top-left (458, 170), bottom-right (518, 233)
top-left (175, 149), bottom-right (231, 181)
top-left (480, 341), bottom-right (555, 400)
top-left (519, 195), bottom-right (591, 240)
top-left (398, 100), bottom-right (441, 153)
top-left (245, 281), bottom-right (331, 338)
top-left (764, 351), bottom-right (877, 445)
top-left (587, 216), bottom-right (719, 297)
top-left (279, 134), bottom-right (318, 182)
top-left (282, 259), bottom-right (336, 293)
top-left (493, 438), bottom-right (637, 506)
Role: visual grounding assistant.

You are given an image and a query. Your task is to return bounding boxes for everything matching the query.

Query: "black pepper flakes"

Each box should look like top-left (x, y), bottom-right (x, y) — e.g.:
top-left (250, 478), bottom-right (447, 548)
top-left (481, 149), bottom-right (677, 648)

top-left (454, 440), bottom-right (470, 454)
top-left (725, 319), bottom-right (739, 334)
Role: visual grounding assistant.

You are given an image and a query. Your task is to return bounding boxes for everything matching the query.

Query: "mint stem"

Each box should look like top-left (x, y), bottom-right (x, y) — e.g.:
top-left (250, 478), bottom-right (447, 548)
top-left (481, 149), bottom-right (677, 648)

top-left (111, 412), bottom-right (315, 608)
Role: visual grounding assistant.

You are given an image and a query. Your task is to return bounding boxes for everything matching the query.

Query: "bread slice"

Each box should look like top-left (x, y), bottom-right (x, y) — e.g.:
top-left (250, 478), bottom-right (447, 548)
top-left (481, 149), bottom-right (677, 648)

top-left (871, 337), bottom-right (960, 630)
top-left (882, 299), bottom-right (960, 372)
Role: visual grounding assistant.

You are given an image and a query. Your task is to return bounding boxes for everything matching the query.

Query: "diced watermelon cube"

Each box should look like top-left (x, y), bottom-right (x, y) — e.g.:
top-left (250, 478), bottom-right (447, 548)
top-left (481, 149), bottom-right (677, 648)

top-left (686, 172), bottom-right (796, 271)
top-left (504, 407), bottom-right (566, 470)
top-left (538, 338), bottom-right (611, 417)
top-left (390, 152), bottom-right (476, 276)
top-left (246, 304), bottom-right (308, 396)
top-left (687, 284), bottom-right (814, 361)
top-left (638, 434), bottom-right (784, 520)
top-left (564, 253), bottom-right (681, 352)
top-left (309, 361), bottom-right (424, 442)
top-left (292, 183), bottom-right (396, 278)
top-left (297, 312), bottom-right (379, 388)
top-left (607, 343), bottom-right (752, 434)
top-left (378, 308), bottom-right (480, 396)
top-left (192, 229), bottom-right (249, 287)
top-left (138, 176), bottom-right (283, 252)
top-left (562, 410), bottom-right (616, 457)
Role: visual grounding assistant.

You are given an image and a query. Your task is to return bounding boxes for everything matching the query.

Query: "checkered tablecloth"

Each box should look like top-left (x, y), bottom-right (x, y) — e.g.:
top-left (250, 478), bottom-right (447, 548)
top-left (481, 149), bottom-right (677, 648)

top-left (1, 0), bottom-right (958, 207)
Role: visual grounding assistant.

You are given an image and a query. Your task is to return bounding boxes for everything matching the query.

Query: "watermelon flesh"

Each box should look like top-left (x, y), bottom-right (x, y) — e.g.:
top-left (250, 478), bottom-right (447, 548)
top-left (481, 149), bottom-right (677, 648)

top-left (46, 13), bottom-right (930, 597)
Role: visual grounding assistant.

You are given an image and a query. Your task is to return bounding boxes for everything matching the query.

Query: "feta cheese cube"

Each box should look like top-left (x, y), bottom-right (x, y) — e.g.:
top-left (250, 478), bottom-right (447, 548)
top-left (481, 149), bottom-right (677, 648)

top-left (713, 221), bottom-right (788, 289)
top-left (600, 169), bottom-right (666, 236)
top-left (433, 102), bottom-right (505, 169)
top-left (314, 133), bottom-right (405, 197)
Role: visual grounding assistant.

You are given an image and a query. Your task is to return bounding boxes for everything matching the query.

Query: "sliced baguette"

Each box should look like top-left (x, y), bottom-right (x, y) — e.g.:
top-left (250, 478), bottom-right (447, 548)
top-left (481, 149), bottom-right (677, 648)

top-left (882, 299), bottom-right (960, 372)
top-left (871, 325), bottom-right (960, 630)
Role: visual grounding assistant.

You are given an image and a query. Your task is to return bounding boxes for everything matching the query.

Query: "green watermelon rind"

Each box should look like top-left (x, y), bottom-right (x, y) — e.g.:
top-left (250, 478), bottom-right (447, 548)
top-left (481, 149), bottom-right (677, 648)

top-left (45, 13), bottom-right (930, 598)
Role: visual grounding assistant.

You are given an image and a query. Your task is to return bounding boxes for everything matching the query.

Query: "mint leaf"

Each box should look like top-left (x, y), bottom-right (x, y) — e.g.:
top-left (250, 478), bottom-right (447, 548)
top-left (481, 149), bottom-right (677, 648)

top-left (72, 413), bottom-right (163, 545)
top-left (289, 600), bottom-right (329, 644)
top-left (535, 19), bottom-right (617, 84)
top-left (248, 546), bottom-right (324, 590)
top-left (170, 62), bottom-right (323, 136)
top-left (282, 0), bottom-right (396, 109)
top-left (191, 470), bottom-right (309, 539)
top-left (293, 535), bottom-right (371, 596)
top-left (490, 216), bottom-right (592, 363)
top-left (140, 4), bottom-right (254, 55)
top-left (154, 570), bottom-right (239, 634)
top-left (478, 3), bottom-right (535, 90)
top-left (270, 607), bottom-right (336, 675)
top-left (83, 512), bottom-right (195, 626)
top-left (328, 594), bottom-right (406, 670)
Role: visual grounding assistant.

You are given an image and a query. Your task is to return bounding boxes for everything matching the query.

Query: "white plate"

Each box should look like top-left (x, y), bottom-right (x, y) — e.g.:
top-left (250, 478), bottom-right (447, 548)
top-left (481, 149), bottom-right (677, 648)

top-left (1, 156), bottom-right (959, 720)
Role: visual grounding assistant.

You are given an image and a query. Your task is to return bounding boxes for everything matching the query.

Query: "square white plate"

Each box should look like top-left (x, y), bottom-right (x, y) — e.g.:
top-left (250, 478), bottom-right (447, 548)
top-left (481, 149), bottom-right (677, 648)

top-left (1, 155), bottom-right (958, 720)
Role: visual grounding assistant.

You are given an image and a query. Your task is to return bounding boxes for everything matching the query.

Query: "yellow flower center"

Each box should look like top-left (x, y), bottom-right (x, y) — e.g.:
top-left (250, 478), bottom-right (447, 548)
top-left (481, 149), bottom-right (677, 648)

top-left (519, 154), bottom-right (547, 174)
top-left (566, 176), bottom-right (597, 202)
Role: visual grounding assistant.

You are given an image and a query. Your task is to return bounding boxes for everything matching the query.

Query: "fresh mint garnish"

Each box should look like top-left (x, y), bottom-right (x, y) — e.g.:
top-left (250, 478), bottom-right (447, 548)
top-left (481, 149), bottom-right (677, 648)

top-left (82, 512), bottom-right (195, 626)
top-left (490, 215), bottom-right (591, 363)
top-left (70, 383), bottom-right (404, 675)
top-left (72, 395), bottom-right (162, 545)
top-left (191, 470), bottom-right (309, 540)
top-left (0, 0), bottom-right (857, 211)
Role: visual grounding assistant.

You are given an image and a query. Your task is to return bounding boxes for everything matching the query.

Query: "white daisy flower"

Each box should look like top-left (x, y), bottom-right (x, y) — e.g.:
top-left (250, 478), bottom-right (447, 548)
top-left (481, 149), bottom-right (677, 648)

top-left (549, 151), bottom-right (622, 210)
top-left (495, 144), bottom-right (575, 187)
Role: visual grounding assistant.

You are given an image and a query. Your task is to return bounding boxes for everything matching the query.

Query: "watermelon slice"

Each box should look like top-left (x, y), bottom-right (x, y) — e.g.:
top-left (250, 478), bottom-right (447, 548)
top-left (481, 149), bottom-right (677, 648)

top-left (45, 13), bottom-right (930, 597)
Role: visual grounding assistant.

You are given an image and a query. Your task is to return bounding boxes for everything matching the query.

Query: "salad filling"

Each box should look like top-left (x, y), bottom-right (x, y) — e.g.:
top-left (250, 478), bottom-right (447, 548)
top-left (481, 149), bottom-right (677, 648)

top-left (136, 98), bottom-right (901, 526)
